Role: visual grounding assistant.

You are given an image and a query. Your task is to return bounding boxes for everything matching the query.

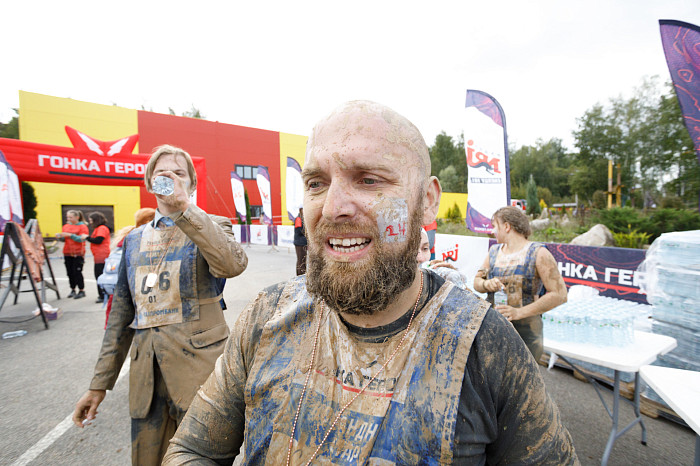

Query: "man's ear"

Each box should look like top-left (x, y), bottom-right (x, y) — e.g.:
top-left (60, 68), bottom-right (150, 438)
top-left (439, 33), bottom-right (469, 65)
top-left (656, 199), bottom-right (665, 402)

top-left (422, 176), bottom-right (442, 225)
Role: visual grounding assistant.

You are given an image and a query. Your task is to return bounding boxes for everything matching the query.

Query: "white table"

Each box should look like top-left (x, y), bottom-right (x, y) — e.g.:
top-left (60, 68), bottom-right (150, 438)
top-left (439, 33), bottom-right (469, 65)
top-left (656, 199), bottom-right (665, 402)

top-left (640, 365), bottom-right (700, 466)
top-left (544, 331), bottom-right (677, 466)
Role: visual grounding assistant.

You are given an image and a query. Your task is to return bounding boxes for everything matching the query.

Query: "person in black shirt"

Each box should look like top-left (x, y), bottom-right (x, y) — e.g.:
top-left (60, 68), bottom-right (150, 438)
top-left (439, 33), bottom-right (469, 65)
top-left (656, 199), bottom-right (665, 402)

top-left (293, 207), bottom-right (307, 275)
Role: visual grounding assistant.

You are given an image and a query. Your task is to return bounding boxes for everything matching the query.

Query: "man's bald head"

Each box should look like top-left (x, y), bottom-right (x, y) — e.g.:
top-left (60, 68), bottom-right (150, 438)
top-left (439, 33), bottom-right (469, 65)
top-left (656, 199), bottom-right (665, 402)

top-left (307, 100), bottom-right (431, 181)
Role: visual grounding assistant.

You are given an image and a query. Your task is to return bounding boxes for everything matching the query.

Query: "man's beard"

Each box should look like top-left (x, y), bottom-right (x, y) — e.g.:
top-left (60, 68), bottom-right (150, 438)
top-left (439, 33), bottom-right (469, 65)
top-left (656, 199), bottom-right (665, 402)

top-left (305, 206), bottom-right (422, 316)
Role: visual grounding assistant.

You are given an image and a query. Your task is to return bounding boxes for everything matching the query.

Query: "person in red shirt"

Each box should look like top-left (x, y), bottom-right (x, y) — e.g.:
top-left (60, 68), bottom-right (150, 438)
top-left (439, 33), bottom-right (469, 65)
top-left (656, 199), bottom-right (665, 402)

top-left (56, 210), bottom-right (89, 299)
top-left (83, 212), bottom-right (112, 303)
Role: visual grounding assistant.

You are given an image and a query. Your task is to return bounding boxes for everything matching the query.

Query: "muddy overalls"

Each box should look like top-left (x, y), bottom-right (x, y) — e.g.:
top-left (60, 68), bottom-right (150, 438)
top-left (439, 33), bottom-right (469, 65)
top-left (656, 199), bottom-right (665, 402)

top-left (487, 242), bottom-right (545, 360)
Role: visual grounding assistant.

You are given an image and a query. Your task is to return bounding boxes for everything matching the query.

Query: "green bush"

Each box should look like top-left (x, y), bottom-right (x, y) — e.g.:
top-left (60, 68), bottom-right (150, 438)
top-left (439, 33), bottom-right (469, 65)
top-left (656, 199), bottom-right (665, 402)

top-left (660, 196), bottom-right (684, 209)
top-left (612, 229), bottom-right (651, 249)
top-left (592, 207), bottom-right (651, 233)
top-left (645, 208), bottom-right (700, 240)
top-left (511, 185), bottom-right (526, 201)
top-left (445, 203), bottom-right (463, 223)
top-left (592, 190), bottom-right (606, 209)
top-left (537, 186), bottom-right (553, 208)
top-left (592, 207), bottom-right (700, 242)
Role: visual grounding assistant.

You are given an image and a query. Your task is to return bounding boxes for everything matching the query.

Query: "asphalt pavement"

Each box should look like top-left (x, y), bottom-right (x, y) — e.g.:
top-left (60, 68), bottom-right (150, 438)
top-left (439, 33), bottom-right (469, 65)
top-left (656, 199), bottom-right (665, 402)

top-left (0, 244), bottom-right (694, 465)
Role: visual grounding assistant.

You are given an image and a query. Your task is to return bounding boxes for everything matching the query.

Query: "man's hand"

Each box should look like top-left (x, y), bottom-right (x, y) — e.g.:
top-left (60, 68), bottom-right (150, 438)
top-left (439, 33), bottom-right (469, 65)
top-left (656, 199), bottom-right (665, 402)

top-left (153, 171), bottom-right (191, 213)
top-left (427, 259), bottom-right (456, 270)
top-left (72, 389), bottom-right (106, 428)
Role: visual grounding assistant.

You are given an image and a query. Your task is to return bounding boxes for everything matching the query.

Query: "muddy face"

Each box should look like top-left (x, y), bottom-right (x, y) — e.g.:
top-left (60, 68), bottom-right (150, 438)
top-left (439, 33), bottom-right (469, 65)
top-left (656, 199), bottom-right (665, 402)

top-left (303, 102), bottom-right (427, 315)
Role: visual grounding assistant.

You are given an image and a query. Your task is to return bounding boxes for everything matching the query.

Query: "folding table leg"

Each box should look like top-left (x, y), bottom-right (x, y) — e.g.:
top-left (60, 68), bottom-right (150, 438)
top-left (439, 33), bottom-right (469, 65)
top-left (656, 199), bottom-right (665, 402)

top-left (634, 372), bottom-right (647, 446)
top-left (601, 371), bottom-right (621, 466)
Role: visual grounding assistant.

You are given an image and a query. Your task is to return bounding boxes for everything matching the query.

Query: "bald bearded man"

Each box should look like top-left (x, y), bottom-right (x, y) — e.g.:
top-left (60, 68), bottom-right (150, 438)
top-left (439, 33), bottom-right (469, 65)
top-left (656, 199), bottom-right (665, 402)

top-left (164, 101), bottom-right (578, 465)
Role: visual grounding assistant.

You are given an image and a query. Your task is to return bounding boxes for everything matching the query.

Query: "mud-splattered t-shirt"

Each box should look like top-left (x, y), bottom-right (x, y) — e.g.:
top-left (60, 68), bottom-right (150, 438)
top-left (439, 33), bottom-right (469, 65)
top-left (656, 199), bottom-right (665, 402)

top-left (164, 271), bottom-right (578, 465)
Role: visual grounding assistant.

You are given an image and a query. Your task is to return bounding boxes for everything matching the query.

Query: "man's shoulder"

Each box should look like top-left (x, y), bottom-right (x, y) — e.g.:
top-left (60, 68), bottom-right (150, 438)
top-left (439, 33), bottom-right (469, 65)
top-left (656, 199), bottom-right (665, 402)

top-left (242, 277), bottom-right (309, 327)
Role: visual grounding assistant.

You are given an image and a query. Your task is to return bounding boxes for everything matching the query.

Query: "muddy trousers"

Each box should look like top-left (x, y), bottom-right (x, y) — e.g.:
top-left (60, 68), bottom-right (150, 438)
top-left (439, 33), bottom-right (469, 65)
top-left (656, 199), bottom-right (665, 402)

top-left (131, 363), bottom-right (186, 465)
top-left (295, 245), bottom-right (307, 276)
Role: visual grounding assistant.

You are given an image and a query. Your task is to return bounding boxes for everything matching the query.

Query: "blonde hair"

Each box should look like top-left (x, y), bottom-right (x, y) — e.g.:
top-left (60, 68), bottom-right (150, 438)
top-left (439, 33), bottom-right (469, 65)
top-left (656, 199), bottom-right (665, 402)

top-left (111, 226), bottom-right (135, 249)
top-left (134, 208), bottom-right (156, 227)
top-left (67, 209), bottom-right (85, 223)
top-left (144, 145), bottom-right (197, 193)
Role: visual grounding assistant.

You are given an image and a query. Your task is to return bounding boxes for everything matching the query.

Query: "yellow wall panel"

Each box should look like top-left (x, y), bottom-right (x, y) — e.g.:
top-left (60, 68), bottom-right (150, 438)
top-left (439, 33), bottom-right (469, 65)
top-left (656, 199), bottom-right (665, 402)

top-left (29, 182), bottom-right (141, 237)
top-left (19, 91), bottom-right (139, 148)
top-left (279, 132), bottom-right (308, 225)
top-left (19, 91), bottom-right (142, 236)
top-left (438, 192), bottom-right (469, 220)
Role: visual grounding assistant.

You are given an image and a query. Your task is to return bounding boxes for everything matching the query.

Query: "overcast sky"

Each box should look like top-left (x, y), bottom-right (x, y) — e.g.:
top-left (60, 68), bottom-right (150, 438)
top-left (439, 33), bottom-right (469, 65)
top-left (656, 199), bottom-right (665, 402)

top-left (3, 1), bottom-right (699, 151)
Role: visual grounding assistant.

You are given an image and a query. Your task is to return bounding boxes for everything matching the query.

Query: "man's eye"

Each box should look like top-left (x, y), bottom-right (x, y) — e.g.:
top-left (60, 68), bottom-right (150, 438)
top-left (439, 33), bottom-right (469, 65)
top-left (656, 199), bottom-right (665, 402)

top-left (361, 178), bottom-right (377, 185)
top-left (308, 181), bottom-right (321, 189)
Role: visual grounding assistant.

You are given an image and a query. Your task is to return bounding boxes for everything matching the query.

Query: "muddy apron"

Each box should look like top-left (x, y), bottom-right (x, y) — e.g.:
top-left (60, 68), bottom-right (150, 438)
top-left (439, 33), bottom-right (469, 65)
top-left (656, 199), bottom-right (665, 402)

top-left (241, 277), bottom-right (490, 465)
top-left (487, 242), bottom-right (544, 360)
top-left (124, 222), bottom-right (218, 329)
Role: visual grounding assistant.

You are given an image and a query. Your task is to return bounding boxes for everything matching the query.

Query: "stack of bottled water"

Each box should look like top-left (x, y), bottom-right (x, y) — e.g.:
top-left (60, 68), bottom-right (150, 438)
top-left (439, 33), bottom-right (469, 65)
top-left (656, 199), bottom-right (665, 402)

top-left (637, 230), bottom-right (700, 373)
top-left (636, 230), bottom-right (700, 405)
top-left (543, 296), bottom-right (649, 347)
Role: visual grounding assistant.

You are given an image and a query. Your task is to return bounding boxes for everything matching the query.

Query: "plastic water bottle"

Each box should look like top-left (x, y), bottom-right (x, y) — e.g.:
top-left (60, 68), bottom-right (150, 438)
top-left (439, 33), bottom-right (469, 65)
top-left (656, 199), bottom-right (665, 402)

top-left (2, 330), bottom-right (27, 339)
top-left (494, 288), bottom-right (508, 307)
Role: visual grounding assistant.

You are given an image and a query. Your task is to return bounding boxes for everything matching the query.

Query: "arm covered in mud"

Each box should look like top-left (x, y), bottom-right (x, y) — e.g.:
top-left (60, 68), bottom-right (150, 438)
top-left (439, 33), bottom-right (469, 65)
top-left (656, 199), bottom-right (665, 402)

top-left (171, 203), bottom-right (248, 278)
top-left (509, 247), bottom-right (567, 321)
top-left (456, 308), bottom-right (579, 464)
top-left (163, 285), bottom-right (284, 464)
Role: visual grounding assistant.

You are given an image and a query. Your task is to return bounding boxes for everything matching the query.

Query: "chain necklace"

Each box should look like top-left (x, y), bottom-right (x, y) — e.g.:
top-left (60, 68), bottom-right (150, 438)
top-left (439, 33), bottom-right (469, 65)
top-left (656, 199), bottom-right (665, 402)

top-left (286, 271), bottom-right (424, 466)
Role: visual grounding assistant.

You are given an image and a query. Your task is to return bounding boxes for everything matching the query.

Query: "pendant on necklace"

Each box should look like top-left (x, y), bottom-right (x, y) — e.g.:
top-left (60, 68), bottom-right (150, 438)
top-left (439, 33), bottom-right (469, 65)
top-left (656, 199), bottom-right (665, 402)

top-left (145, 273), bottom-right (157, 289)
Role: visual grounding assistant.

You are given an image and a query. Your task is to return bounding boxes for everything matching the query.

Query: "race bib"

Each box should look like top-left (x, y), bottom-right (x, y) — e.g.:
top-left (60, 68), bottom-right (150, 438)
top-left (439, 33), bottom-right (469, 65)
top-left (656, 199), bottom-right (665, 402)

top-left (132, 226), bottom-right (187, 329)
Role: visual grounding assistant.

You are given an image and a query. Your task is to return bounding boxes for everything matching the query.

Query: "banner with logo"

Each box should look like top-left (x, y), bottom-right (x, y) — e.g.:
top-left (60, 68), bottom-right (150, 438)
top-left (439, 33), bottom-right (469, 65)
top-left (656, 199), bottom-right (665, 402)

top-left (256, 165), bottom-right (273, 224)
top-left (278, 225), bottom-right (295, 247)
top-left (0, 151), bottom-right (23, 231)
top-left (485, 239), bottom-right (647, 303)
top-left (286, 157), bottom-right (304, 222)
top-left (0, 137), bottom-right (208, 209)
top-left (433, 233), bottom-right (647, 303)
top-left (660, 20), bottom-right (700, 163)
top-left (230, 171), bottom-right (247, 222)
top-left (464, 90), bottom-right (510, 233)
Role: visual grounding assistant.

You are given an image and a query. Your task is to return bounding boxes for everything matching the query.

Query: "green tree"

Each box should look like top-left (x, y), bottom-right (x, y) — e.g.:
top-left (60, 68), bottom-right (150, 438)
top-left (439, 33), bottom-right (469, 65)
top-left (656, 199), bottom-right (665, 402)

top-left (429, 132), bottom-right (467, 193)
top-left (168, 105), bottom-right (206, 119)
top-left (526, 175), bottom-right (541, 215)
top-left (22, 182), bottom-right (37, 219)
top-left (509, 138), bottom-right (572, 200)
top-left (571, 77), bottom-right (697, 207)
top-left (437, 165), bottom-right (461, 192)
top-left (244, 190), bottom-right (252, 225)
top-left (0, 109), bottom-right (19, 139)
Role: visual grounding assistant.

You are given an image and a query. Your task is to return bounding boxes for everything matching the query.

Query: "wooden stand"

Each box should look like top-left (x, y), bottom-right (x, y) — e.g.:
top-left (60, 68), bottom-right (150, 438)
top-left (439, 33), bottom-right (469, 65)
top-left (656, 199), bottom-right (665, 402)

top-left (0, 220), bottom-right (60, 329)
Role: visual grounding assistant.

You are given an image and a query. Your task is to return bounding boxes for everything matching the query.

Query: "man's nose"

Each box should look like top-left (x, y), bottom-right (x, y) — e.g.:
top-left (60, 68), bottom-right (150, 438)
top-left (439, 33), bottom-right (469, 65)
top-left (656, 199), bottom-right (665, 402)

top-left (322, 181), bottom-right (357, 222)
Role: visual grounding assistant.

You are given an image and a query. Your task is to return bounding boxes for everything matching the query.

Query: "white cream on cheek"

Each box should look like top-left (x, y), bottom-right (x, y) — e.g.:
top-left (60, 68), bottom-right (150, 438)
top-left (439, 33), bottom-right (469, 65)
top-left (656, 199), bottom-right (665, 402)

top-left (373, 195), bottom-right (409, 243)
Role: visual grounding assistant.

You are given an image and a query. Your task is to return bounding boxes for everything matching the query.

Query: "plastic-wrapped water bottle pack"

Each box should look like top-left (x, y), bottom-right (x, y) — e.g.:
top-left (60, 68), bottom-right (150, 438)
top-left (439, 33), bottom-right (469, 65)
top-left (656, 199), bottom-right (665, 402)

top-left (543, 296), bottom-right (650, 347)
top-left (636, 230), bottom-right (700, 371)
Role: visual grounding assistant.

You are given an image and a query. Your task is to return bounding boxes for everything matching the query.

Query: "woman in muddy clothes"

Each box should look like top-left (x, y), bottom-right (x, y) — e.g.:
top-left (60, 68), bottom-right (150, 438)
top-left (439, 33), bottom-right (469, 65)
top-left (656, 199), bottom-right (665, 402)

top-left (473, 206), bottom-right (567, 361)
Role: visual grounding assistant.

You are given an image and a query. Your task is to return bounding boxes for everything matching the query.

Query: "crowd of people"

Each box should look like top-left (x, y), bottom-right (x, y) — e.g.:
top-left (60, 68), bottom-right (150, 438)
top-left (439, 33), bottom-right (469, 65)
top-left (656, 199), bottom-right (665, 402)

top-left (55, 101), bottom-right (576, 464)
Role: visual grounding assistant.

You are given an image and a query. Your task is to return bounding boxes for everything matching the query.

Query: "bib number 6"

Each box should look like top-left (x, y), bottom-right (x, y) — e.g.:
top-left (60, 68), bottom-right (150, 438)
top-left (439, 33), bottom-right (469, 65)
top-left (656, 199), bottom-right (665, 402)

top-left (141, 271), bottom-right (171, 294)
